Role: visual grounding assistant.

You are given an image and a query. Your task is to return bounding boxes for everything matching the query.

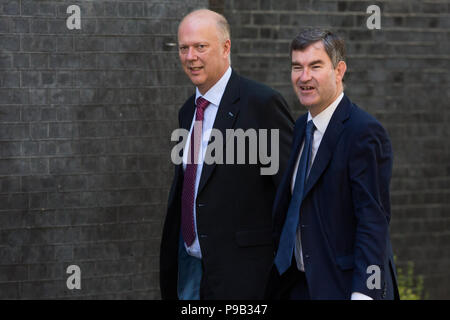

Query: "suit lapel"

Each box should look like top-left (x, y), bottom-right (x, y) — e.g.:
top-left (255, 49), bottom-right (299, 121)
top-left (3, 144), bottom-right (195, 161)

top-left (283, 116), bottom-right (307, 195)
top-left (170, 96), bottom-right (196, 206)
top-left (303, 95), bottom-right (352, 199)
top-left (197, 71), bottom-right (240, 195)
top-left (180, 96), bottom-right (196, 131)
top-left (272, 115), bottom-right (307, 220)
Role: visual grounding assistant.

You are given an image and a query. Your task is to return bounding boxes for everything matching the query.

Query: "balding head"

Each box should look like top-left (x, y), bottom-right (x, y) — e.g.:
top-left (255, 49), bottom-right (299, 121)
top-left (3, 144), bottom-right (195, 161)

top-left (177, 9), bottom-right (232, 94)
top-left (179, 9), bottom-right (230, 44)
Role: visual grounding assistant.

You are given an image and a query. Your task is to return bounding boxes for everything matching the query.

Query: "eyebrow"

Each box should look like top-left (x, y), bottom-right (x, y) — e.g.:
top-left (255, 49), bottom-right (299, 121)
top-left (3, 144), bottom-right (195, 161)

top-left (291, 59), bottom-right (325, 66)
top-left (179, 41), bottom-right (209, 46)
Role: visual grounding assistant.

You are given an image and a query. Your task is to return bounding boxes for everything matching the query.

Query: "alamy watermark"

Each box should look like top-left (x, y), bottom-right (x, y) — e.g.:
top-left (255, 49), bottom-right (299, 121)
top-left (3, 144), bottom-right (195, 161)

top-left (366, 5), bottom-right (381, 29)
top-left (66, 5), bottom-right (81, 30)
top-left (66, 265), bottom-right (81, 290)
top-left (366, 265), bottom-right (381, 290)
top-left (171, 124), bottom-right (280, 176)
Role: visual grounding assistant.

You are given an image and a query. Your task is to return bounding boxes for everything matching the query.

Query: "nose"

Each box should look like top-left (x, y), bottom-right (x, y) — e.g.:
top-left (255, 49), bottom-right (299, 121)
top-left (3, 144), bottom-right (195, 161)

top-left (186, 47), bottom-right (197, 61)
top-left (299, 68), bottom-right (312, 83)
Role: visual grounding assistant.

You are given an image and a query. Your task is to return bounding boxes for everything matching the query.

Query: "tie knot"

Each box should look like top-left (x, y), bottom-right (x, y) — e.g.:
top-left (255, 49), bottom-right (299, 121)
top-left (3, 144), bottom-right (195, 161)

top-left (196, 97), bottom-right (210, 111)
top-left (306, 120), bottom-right (316, 137)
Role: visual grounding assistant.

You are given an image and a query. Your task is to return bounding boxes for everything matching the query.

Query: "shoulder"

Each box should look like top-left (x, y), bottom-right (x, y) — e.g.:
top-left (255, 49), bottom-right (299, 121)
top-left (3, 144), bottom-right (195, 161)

top-left (236, 74), bottom-right (291, 120)
top-left (180, 94), bottom-right (195, 110)
top-left (232, 74), bottom-right (293, 127)
top-left (237, 74), bottom-right (283, 102)
top-left (347, 99), bottom-right (387, 135)
top-left (179, 94), bottom-right (195, 114)
top-left (345, 99), bottom-right (391, 146)
top-left (175, 94), bottom-right (195, 126)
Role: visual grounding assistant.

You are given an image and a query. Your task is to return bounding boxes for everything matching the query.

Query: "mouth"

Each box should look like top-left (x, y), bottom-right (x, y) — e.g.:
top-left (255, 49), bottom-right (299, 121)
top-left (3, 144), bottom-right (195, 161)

top-left (299, 85), bottom-right (315, 93)
top-left (188, 66), bottom-right (203, 74)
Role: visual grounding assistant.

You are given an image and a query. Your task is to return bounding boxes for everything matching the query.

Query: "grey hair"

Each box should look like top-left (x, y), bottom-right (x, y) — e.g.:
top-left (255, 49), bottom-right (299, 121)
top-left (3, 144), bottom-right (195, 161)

top-left (290, 28), bottom-right (345, 68)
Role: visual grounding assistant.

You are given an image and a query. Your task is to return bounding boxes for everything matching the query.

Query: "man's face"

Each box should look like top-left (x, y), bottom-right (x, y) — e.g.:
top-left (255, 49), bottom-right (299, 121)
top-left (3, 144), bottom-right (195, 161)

top-left (178, 17), bottom-right (230, 94)
top-left (291, 41), bottom-right (346, 116)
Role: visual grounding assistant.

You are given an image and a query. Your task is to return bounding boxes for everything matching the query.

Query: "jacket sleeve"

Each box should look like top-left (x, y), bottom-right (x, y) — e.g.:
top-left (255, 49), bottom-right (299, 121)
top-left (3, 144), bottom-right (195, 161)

top-left (257, 92), bottom-right (294, 187)
top-left (348, 121), bottom-right (393, 299)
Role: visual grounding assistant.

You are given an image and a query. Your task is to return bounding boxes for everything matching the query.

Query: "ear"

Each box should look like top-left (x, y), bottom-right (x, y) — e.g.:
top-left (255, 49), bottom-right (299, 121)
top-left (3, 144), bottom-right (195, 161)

top-left (223, 39), bottom-right (231, 58)
top-left (335, 60), bottom-right (347, 83)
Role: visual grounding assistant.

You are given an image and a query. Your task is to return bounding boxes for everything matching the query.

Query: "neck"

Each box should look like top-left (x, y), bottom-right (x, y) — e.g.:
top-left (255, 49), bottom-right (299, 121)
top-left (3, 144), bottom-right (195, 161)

top-left (309, 88), bottom-right (343, 118)
top-left (198, 64), bottom-right (230, 95)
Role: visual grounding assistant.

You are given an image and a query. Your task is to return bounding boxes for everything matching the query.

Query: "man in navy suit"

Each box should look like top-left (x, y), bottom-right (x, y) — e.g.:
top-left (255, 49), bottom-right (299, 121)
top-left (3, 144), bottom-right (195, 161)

top-left (267, 28), bottom-right (399, 300)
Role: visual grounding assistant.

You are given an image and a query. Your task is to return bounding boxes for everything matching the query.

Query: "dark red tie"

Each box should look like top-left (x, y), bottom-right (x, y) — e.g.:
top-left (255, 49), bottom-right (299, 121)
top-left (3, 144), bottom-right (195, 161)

top-left (181, 97), bottom-right (210, 246)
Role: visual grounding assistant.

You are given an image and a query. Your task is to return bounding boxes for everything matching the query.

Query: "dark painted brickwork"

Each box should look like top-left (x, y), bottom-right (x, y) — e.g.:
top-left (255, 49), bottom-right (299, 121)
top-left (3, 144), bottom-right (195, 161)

top-left (219, 0), bottom-right (450, 299)
top-left (0, 0), bottom-right (449, 299)
top-left (0, 0), bottom-right (207, 299)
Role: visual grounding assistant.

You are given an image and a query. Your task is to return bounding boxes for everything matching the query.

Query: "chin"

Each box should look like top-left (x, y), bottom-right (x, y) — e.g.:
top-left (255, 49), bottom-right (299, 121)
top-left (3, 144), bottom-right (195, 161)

top-left (188, 77), bottom-right (203, 85)
top-left (298, 97), bottom-right (316, 108)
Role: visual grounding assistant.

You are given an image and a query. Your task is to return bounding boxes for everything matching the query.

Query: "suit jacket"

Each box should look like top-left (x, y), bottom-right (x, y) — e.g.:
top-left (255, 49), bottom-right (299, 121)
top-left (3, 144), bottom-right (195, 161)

top-left (160, 71), bottom-right (294, 299)
top-left (270, 95), bottom-right (399, 300)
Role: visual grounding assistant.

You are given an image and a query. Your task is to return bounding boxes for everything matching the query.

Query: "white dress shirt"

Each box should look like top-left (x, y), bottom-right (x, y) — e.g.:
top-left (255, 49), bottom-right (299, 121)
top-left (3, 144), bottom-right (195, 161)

top-left (290, 92), bottom-right (372, 300)
top-left (182, 66), bottom-right (232, 259)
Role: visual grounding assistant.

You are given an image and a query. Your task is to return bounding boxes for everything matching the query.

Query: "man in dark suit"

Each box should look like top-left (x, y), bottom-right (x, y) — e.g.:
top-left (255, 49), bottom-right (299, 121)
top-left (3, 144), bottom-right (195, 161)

top-left (159, 9), bottom-right (294, 300)
top-left (267, 28), bottom-right (399, 300)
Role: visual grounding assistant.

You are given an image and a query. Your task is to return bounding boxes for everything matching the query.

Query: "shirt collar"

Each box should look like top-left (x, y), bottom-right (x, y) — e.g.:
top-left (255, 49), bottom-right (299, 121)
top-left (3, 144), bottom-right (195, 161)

top-left (195, 66), bottom-right (232, 107)
top-left (308, 92), bottom-right (344, 134)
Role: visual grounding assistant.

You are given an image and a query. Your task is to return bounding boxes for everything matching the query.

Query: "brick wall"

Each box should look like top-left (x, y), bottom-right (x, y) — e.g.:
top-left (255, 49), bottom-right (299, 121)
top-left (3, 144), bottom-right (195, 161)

top-left (219, 0), bottom-right (450, 299)
top-left (1, 0), bottom-right (449, 300)
top-left (0, 0), bottom-right (207, 299)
